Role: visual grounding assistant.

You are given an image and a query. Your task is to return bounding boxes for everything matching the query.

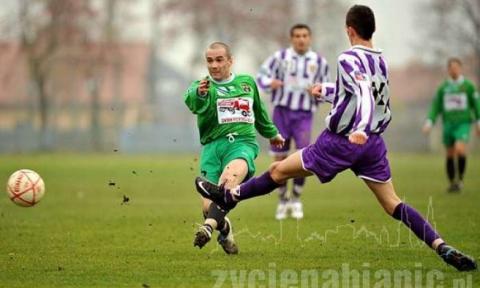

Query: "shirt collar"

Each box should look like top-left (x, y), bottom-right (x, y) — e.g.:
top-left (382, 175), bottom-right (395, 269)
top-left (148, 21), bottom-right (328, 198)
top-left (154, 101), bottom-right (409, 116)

top-left (448, 75), bottom-right (464, 84)
top-left (351, 45), bottom-right (382, 54)
top-left (289, 46), bottom-right (311, 57)
top-left (209, 73), bottom-right (235, 85)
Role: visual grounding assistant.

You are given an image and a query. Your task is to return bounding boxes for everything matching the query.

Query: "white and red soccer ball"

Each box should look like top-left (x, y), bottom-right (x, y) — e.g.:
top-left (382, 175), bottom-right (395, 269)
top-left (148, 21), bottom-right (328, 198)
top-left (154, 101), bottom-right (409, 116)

top-left (6, 169), bottom-right (45, 207)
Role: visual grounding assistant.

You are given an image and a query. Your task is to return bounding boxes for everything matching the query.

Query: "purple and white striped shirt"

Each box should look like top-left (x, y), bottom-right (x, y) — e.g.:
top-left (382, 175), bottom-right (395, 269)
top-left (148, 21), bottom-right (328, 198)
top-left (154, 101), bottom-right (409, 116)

top-left (321, 45), bottom-right (391, 136)
top-left (257, 47), bottom-right (329, 112)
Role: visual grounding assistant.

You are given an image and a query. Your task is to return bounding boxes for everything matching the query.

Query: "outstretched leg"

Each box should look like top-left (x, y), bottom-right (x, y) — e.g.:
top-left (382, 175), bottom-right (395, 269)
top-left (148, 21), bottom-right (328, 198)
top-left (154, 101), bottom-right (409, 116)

top-left (365, 179), bottom-right (477, 271)
top-left (237, 151), bottom-right (312, 201)
top-left (196, 150), bottom-right (312, 209)
top-left (196, 130), bottom-right (349, 208)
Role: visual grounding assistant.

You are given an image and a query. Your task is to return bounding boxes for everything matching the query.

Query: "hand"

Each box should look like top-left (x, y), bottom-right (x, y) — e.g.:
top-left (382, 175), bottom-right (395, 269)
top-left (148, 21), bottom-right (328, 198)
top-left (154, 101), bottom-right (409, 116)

top-left (348, 131), bottom-right (368, 145)
top-left (269, 134), bottom-right (285, 149)
top-left (307, 83), bottom-right (322, 99)
top-left (270, 79), bottom-right (283, 90)
top-left (422, 122), bottom-right (432, 134)
top-left (197, 78), bottom-right (210, 96)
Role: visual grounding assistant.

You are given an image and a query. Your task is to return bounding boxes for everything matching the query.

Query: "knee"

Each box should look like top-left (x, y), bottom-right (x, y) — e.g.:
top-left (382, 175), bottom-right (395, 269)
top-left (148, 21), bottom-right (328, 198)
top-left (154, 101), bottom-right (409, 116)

top-left (446, 148), bottom-right (455, 158)
top-left (221, 171), bottom-right (247, 189)
top-left (221, 175), bottom-right (237, 189)
top-left (456, 146), bottom-right (467, 156)
top-left (220, 160), bottom-right (248, 188)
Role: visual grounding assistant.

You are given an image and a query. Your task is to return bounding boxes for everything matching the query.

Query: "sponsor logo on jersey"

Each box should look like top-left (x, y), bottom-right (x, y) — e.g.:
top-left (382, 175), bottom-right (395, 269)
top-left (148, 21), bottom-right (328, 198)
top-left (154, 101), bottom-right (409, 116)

top-left (444, 93), bottom-right (467, 111)
top-left (217, 97), bottom-right (254, 124)
top-left (241, 83), bottom-right (252, 93)
top-left (354, 71), bottom-right (367, 81)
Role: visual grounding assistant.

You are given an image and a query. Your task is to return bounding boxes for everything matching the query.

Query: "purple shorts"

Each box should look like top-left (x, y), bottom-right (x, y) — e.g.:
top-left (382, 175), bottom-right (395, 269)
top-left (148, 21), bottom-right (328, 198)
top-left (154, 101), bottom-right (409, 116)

top-left (301, 130), bottom-right (391, 183)
top-left (271, 106), bottom-right (313, 155)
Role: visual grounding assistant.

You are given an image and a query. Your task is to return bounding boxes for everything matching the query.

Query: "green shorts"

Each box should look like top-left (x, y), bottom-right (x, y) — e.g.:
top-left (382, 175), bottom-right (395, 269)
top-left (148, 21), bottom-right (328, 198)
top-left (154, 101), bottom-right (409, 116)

top-left (200, 135), bottom-right (259, 184)
top-left (443, 122), bottom-right (471, 147)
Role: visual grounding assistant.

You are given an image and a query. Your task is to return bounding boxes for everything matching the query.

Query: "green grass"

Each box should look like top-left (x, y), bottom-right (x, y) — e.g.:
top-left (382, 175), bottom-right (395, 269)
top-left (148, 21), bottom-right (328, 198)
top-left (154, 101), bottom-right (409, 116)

top-left (0, 153), bottom-right (478, 287)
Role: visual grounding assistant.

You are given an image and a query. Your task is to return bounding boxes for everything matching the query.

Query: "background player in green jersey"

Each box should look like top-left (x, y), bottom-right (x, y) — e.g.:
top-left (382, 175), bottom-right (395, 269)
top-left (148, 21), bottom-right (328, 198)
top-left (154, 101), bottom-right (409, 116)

top-left (184, 42), bottom-right (284, 253)
top-left (423, 58), bottom-right (480, 192)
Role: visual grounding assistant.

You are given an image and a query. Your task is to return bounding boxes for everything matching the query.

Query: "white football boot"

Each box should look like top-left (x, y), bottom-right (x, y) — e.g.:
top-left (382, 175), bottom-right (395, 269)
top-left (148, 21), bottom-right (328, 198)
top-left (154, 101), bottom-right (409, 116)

top-left (290, 200), bottom-right (304, 219)
top-left (275, 201), bottom-right (289, 220)
top-left (217, 217), bottom-right (238, 254)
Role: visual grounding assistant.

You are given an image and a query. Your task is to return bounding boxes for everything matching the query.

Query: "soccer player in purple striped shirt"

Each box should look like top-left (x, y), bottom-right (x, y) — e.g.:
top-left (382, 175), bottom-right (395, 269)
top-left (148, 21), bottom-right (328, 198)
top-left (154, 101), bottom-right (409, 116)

top-left (195, 5), bottom-right (477, 271)
top-left (257, 24), bottom-right (330, 220)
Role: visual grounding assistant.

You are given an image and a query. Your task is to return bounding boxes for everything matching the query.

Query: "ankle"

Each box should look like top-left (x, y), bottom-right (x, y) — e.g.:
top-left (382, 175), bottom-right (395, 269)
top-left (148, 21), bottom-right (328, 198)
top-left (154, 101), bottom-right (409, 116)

top-left (219, 221), bottom-right (230, 235)
top-left (434, 240), bottom-right (446, 253)
top-left (203, 223), bottom-right (213, 234)
top-left (204, 218), bottom-right (217, 230)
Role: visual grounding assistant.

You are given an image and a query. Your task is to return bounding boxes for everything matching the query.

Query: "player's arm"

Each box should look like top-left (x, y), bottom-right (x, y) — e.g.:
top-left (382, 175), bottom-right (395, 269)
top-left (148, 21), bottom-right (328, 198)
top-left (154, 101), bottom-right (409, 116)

top-left (423, 85), bottom-right (443, 134)
top-left (311, 57), bottom-right (333, 103)
top-left (466, 81), bottom-right (480, 135)
top-left (251, 80), bottom-right (284, 147)
top-left (338, 54), bottom-right (374, 144)
top-left (309, 82), bottom-right (336, 103)
top-left (256, 53), bottom-right (282, 92)
top-left (183, 78), bottom-right (211, 114)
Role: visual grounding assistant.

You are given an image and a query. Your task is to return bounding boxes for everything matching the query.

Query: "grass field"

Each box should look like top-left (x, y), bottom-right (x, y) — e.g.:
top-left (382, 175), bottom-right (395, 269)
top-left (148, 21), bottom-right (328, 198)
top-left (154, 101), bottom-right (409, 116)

top-left (0, 153), bottom-right (478, 287)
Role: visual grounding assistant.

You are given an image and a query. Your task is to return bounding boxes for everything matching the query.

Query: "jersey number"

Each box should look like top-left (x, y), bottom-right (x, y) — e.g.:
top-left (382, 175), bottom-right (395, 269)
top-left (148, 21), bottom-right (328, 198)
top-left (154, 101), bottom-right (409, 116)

top-left (372, 82), bottom-right (386, 105)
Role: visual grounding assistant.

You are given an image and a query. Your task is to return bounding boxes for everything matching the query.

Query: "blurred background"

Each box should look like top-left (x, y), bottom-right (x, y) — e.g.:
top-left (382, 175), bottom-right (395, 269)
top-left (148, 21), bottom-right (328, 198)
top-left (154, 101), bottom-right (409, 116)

top-left (0, 0), bottom-right (478, 153)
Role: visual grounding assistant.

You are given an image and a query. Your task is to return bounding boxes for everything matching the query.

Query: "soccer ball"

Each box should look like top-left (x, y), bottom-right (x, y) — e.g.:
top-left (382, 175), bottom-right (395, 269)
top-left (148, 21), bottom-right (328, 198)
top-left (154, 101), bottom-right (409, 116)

top-left (6, 169), bottom-right (45, 207)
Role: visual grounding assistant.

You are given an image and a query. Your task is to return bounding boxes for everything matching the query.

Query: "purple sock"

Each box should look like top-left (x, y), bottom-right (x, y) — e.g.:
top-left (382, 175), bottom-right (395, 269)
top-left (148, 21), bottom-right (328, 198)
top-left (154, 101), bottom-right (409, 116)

top-left (293, 177), bottom-right (306, 186)
top-left (392, 203), bottom-right (441, 248)
top-left (234, 172), bottom-right (281, 201)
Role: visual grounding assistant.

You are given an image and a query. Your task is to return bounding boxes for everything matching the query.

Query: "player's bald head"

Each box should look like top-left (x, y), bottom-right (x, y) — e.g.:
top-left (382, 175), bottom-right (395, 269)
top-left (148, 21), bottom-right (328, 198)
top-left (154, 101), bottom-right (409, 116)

top-left (206, 42), bottom-right (232, 59)
top-left (205, 41), bottom-right (233, 81)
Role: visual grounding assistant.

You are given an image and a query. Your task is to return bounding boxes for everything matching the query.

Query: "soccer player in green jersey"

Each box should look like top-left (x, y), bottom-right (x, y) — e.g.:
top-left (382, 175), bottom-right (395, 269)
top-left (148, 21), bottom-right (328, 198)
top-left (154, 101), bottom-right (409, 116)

top-left (184, 42), bottom-right (284, 253)
top-left (423, 58), bottom-right (480, 192)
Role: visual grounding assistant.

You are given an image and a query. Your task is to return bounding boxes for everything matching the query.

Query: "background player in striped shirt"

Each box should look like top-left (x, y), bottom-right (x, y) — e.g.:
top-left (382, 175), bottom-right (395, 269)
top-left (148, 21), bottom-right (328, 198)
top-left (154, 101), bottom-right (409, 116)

top-left (195, 5), bottom-right (477, 271)
top-left (257, 24), bottom-right (330, 220)
top-left (422, 58), bottom-right (480, 192)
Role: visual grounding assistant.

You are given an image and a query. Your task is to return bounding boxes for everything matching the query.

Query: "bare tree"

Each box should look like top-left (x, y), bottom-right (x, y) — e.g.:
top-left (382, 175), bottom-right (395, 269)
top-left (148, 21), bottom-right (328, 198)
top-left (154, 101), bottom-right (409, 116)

top-left (154, 0), bottom-right (347, 73)
top-left (305, 0), bottom-right (349, 66)
top-left (13, 0), bottom-right (133, 150)
top-left (419, 0), bottom-right (480, 82)
top-left (19, 0), bottom-right (60, 149)
top-left (84, 0), bottom-right (124, 150)
top-left (17, 0), bottom-right (96, 149)
top-left (154, 0), bottom-right (296, 73)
